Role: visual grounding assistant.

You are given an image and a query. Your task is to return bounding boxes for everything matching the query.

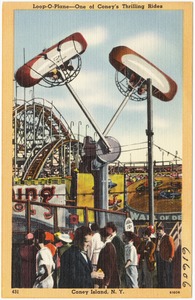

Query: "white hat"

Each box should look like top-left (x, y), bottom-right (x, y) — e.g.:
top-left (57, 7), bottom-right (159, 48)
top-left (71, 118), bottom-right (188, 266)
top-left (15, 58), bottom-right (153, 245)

top-left (59, 233), bottom-right (72, 243)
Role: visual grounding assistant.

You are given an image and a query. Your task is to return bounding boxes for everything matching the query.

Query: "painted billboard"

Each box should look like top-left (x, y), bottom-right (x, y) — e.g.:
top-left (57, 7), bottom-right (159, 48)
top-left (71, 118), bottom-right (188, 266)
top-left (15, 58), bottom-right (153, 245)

top-left (77, 173), bottom-right (125, 222)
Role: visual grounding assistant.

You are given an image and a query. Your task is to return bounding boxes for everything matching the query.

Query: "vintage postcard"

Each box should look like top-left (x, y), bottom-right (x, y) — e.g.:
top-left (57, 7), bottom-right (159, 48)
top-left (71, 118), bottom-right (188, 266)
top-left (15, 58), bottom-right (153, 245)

top-left (1, 1), bottom-right (193, 298)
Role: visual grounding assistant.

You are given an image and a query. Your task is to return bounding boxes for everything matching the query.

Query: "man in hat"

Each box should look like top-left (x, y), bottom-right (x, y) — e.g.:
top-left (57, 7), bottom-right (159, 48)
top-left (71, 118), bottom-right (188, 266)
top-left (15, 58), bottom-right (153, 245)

top-left (57, 233), bottom-right (72, 257)
top-left (137, 228), bottom-right (156, 288)
top-left (54, 232), bottom-right (72, 287)
top-left (155, 225), bottom-right (175, 288)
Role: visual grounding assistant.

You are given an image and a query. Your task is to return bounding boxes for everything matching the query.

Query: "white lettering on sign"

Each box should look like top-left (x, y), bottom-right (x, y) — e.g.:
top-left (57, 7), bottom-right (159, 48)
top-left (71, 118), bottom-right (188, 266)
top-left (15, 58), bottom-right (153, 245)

top-left (129, 210), bottom-right (181, 221)
top-left (12, 184), bottom-right (67, 226)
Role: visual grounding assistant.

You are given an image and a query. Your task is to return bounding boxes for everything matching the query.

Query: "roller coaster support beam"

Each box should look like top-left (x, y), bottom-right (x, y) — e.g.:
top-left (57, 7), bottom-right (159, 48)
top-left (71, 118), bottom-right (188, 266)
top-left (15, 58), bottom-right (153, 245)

top-left (146, 78), bottom-right (154, 226)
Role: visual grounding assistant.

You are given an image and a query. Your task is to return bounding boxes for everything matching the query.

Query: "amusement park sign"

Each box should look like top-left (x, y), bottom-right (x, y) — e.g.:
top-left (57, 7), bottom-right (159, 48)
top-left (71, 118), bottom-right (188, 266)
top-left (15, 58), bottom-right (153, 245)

top-left (12, 184), bottom-right (68, 227)
top-left (128, 206), bottom-right (182, 222)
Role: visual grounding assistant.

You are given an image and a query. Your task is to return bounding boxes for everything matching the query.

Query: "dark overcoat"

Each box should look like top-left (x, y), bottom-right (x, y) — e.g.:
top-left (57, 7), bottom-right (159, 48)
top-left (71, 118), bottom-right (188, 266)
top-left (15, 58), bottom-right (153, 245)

top-left (59, 245), bottom-right (93, 288)
top-left (97, 242), bottom-right (120, 288)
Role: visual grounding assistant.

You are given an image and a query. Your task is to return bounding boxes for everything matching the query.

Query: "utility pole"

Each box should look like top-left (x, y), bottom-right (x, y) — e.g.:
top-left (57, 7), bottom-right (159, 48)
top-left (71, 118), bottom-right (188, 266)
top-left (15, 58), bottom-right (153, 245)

top-left (146, 78), bottom-right (154, 226)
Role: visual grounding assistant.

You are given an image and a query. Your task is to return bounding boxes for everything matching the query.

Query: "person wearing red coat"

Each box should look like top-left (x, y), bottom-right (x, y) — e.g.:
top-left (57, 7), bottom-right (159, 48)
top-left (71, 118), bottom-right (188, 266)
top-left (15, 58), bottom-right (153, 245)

top-left (97, 227), bottom-right (120, 288)
top-left (155, 225), bottom-right (175, 288)
top-left (137, 228), bottom-right (156, 288)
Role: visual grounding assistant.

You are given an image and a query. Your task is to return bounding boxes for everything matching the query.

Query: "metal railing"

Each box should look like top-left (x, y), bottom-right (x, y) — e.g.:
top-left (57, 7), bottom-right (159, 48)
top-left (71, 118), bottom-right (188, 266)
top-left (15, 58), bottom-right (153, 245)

top-left (12, 199), bottom-right (127, 234)
top-left (170, 221), bottom-right (182, 250)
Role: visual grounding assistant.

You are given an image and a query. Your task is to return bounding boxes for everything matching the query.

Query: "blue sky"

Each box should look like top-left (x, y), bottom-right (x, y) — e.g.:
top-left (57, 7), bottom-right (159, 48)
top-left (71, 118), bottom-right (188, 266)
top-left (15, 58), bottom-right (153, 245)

top-left (14, 8), bottom-right (183, 164)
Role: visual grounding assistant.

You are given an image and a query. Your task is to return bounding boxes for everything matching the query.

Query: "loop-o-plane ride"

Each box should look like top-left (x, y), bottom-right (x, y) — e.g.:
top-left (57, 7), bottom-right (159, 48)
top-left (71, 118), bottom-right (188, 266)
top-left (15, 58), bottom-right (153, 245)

top-left (15, 32), bottom-right (177, 223)
top-left (15, 32), bottom-right (121, 217)
top-left (15, 32), bottom-right (120, 164)
top-left (109, 46), bottom-right (177, 101)
top-left (108, 46), bottom-right (177, 225)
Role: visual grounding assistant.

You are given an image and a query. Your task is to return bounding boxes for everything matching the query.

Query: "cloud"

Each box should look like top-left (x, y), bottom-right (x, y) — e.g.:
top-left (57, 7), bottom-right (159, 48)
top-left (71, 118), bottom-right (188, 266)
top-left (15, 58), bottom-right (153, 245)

top-left (80, 26), bottom-right (108, 46)
top-left (120, 31), bottom-right (165, 58)
top-left (72, 71), bottom-right (114, 108)
top-left (72, 71), bottom-right (149, 112)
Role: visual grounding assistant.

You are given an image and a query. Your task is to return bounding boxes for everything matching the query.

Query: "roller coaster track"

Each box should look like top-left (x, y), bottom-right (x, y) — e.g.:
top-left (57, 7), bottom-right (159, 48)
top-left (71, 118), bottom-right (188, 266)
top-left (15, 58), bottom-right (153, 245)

top-left (13, 102), bottom-right (71, 139)
top-left (13, 99), bottom-right (78, 179)
top-left (22, 138), bottom-right (77, 180)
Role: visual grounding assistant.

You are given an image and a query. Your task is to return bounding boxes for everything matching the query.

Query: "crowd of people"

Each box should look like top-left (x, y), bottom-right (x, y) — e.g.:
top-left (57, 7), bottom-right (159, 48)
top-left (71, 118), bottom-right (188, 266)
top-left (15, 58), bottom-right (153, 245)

top-left (18, 222), bottom-right (175, 289)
